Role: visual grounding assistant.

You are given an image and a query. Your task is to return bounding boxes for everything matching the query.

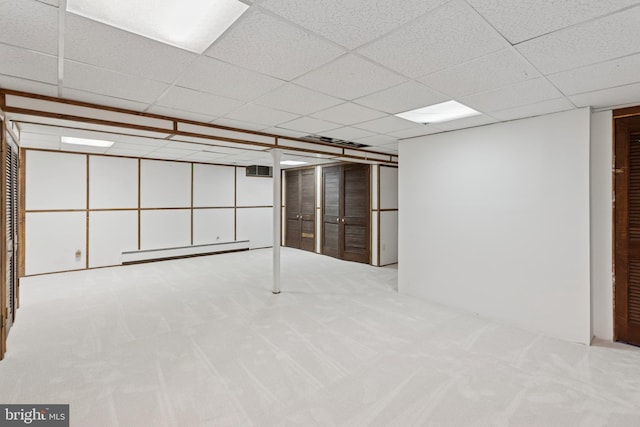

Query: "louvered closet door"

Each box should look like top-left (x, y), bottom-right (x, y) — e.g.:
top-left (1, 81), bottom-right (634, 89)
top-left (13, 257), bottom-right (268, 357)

top-left (285, 170), bottom-right (302, 249)
top-left (615, 115), bottom-right (640, 346)
top-left (4, 139), bottom-right (17, 332)
top-left (300, 168), bottom-right (315, 252)
top-left (342, 164), bottom-right (370, 263)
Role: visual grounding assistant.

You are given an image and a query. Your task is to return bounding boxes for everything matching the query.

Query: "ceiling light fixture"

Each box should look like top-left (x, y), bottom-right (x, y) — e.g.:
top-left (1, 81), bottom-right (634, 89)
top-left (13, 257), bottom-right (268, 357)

top-left (395, 100), bottom-right (481, 124)
top-left (61, 136), bottom-right (114, 148)
top-left (67, 0), bottom-right (249, 54)
top-left (280, 160), bottom-right (308, 166)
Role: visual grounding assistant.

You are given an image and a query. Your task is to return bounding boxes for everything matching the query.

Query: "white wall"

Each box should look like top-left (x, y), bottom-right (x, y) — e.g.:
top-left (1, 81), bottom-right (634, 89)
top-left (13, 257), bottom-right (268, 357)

top-left (24, 151), bottom-right (275, 275)
top-left (591, 110), bottom-right (613, 341)
top-left (399, 108), bottom-right (592, 344)
top-left (379, 166), bottom-right (398, 266)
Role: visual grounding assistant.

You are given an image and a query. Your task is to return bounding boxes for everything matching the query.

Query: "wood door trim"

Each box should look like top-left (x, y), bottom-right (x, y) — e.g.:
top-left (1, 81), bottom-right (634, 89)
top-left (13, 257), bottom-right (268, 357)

top-left (0, 119), bottom-right (6, 360)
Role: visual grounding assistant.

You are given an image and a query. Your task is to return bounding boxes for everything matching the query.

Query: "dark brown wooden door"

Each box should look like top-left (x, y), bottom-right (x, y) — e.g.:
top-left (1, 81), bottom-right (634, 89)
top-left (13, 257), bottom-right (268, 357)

top-left (615, 115), bottom-right (640, 346)
top-left (322, 164), bottom-right (370, 264)
top-left (322, 166), bottom-right (341, 258)
top-left (342, 164), bottom-right (370, 263)
top-left (285, 168), bottom-right (315, 252)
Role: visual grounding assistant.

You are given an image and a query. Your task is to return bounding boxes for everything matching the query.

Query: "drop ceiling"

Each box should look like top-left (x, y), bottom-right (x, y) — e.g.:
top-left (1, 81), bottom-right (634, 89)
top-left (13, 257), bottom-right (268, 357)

top-left (1, 0), bottom-right (640, 164)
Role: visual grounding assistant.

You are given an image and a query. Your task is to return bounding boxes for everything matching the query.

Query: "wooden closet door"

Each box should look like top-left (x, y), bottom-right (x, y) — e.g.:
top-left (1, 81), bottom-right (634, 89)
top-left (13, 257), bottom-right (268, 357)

top-left (300, 168), bottom-right (316, 252)
top-left (322, 166), bottom-right (341, 258)
top-left (615, 115), bottom-right (640, 346)
top-left (285, 170), bottom-right (302, 249)
top-left (342, 164), bottom-right (370, 263)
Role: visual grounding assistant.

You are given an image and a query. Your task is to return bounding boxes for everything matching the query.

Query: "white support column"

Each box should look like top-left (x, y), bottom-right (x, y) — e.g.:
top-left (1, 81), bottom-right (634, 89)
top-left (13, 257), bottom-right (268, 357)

top-left (272, 149), bottom-right (282, 294)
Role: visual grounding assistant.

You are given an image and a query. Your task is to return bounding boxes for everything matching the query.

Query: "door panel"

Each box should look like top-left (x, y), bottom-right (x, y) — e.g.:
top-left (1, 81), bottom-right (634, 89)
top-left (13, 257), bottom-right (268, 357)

top-left (285, 168), bottom-right (316, 252)
top-left (343, 164), bottom-right (370, 263)
top-left (322, 166), bottom-right (340, 258)
top-left (1, 124), bottom-right (19, 360)
top-left (300, 169), bottom-right (315, 251)
top-left (285, 170), bottom-right (301, 249)
top-left (615, 115), bottom-right (640, 346)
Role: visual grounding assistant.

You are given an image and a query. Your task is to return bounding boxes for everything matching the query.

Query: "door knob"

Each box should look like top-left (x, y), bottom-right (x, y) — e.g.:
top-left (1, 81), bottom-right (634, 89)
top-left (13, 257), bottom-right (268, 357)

top-left (336, 217), bottom-right (340, 222)
top-left (341, 218), bottom-right (345, 223)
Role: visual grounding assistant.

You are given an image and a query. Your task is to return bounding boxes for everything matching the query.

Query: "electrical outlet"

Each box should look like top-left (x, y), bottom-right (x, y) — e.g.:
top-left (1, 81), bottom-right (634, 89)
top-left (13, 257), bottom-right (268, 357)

top-left (75, 250), bottom-right (82, 260)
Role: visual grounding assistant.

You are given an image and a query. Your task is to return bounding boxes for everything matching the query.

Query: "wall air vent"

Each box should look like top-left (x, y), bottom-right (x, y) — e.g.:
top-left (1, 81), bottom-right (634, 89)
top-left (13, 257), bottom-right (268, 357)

top-left (303, 135), bottom-right (369, 148)
top-left (246, 165), bottom-right (272, 177)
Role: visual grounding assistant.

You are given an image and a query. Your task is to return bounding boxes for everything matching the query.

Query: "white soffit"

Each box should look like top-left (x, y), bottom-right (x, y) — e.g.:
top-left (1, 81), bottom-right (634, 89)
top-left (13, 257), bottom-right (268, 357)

top-left (278, 139), bottom-right (343, 155)
top-left (5, 95), bottom-right (174, 130)
top-left (176, 123), bottom-right (276, 146)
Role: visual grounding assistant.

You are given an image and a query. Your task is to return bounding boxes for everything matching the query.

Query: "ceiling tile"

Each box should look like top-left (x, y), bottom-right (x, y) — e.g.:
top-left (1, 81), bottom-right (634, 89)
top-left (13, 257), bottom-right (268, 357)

top-left (37, 0), bottom-right (58, 5)
top-left (490, 98), bottom-right (575, 121)
top-left (155, 86), bottom-right (243, 117)
top-left (460, 78), bottom-right (563, 112)
top-left (387, 125), bottom-right (442, 139)
top-left (320, 126), bottom-right (375, 141)
top-left (277, 117), bottom-right (341, 134)
top-left (548, 53), bottom-right (640, 96)
top-left (467, 0), bottom-right (640, 44)
top-left (19, 132), bottom-right (60, 150)
top-left (359, 0), bottom-right (507, 77)
top-left (224, 103), bottom-right (299, 127)
top-left (176, 56), bottom-right (285, 102)
top-left (294, 54), bottom-right (406, 100)
top-left (354, 115), bottom-right (420, 133)
top-left (64, 61), bottom-right (169, 103)
top-left (105, 148), bottom-right (155, 157)
top-left (0, 43), bottom-right (57, 84)
top-left (205, 9), bottom-right (345, 81)
top-left (354, 134), bottom-right (397, 146)
top-left (145, 105), bottom-right (217, 123)
top-left (516, 6), bottom-right (640, 75)
top-left (65, 13), bottom-right (197, 83)
top-left (0, 0), bottom-right (58, 54)
top-left (569, 82), bottom-right (640, 109)
top-left (108, 142), bottom-right (165, 152)
top-left (212, 118), bottom-right (269, 132)
top-left (311, 102), bottom-right (386, 125)
top-left (0, 74), bottom-right (58, 97)
top-left (260, 0), bottom-right (447, 49)
top-left (354, 81), bottom-right (448, 114)
top-left (432, 114), bottom-right (497, 131)
top-left (254, 84), bottom-right (343, 115)
top-left (419, 49), bottom-right (538, 98)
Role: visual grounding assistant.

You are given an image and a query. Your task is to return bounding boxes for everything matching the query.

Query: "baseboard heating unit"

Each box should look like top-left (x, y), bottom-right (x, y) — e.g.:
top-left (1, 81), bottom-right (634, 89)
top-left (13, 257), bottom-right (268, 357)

top-left (121, 240), bottom-right (250, 264)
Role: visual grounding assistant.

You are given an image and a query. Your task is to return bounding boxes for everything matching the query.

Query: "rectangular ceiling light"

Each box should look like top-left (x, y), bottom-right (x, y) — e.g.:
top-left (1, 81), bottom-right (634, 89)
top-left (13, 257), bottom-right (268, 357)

top-left (67, 0), bottom-right (249, 54)
top-left (61, 136), bottom-right (114, 148)
top-left (281, 160), bottom-right (308, 166)
top-left (395, 100), bottom-right (481, 124)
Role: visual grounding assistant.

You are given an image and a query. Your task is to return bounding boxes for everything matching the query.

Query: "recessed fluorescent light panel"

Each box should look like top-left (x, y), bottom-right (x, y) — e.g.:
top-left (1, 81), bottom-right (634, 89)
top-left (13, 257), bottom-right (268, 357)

top-left (67, 0), bottom-right (249, 53)
top-left (61, 136), bottom-right (114, 148)
top-left (281, 160), bottom-right (307, 166)
top-left (395, 100), bottom-right (481, 124)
